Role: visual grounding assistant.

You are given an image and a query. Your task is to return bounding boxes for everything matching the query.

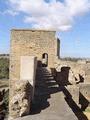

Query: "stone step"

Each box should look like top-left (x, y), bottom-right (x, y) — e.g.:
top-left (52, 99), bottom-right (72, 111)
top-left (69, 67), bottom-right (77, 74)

top-left (36, 79), bottom-right (54, 81)
top-left (35, 87), bottom-right (60, 96)
top-left (39, 71), bottom-right (51, 73)
top-left (36, 76), bottom-right (53, 78)
top-left (35, 84), bottom-right (58, 88)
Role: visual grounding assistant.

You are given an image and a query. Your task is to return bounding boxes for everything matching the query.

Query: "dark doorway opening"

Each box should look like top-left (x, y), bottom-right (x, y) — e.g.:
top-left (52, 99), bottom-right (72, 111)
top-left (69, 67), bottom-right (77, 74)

top-left (42, 53), bottom-right (48, 67)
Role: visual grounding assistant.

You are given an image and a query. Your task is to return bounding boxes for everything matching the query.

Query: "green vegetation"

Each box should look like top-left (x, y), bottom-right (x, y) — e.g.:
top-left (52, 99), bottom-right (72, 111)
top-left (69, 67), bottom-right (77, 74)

top-left (84, 108), bottom-right (90, 112)
top-left (0, 58), bottom-right (9, 79)
top-left (0, 56), bottom-right (9, 118)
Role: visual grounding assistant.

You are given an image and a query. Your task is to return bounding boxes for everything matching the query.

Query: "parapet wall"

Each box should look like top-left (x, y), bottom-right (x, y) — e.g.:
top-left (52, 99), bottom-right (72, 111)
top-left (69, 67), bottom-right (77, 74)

top-left (54, 59), bottom-right (90, 108)
top-left (9, 56), bottom-right (37, 119)
top-left (55, 59), bottom-right (90, 84)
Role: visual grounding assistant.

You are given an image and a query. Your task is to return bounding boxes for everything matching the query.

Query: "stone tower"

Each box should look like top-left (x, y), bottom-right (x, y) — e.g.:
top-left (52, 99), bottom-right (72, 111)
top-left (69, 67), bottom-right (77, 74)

top-left (10, 29), bottom-right (60, 81)
top-left (9, 29), bottom-right (60, 118)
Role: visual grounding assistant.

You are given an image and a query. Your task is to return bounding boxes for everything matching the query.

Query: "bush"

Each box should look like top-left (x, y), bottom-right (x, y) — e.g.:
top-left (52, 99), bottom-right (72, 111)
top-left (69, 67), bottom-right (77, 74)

top-left (0, 58), bottom-right (9, 79)
top-left (61, 57), bottom-right (83, 62)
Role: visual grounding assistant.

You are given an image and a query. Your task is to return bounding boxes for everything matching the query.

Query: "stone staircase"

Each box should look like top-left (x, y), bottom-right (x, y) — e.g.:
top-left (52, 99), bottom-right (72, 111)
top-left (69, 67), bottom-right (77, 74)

top-left (31, 67), bottom-right (60, 113)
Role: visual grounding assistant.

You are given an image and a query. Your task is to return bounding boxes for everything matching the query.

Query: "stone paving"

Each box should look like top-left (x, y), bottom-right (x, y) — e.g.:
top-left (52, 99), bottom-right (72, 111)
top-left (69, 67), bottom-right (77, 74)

top-left (15, 92), bottom-right (78, 120)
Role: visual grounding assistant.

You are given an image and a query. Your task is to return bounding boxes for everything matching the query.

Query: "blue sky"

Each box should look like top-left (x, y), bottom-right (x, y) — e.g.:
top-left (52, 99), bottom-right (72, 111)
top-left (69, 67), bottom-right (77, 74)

top-left (0, 0), bottom-right (90, 58)
top-left (59, 12), bottom-right (90, 57)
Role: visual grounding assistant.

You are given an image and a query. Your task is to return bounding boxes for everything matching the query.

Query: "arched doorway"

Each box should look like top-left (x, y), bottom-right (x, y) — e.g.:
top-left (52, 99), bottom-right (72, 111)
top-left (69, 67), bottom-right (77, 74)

top-left (42, 53), bottom-right (48, 67)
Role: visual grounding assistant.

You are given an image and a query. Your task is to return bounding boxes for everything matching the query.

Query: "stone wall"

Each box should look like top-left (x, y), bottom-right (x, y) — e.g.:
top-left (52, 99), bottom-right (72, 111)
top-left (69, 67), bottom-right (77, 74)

top-left (9, 29), bottom-right (90, 118)
top-left (55, 59), bottom-right (90, 84)
top-left (9, 29), bottom-right (60, 119)
top-left (79, 84), bottom-right (90, 102)
top-left (10, 29), bottom-right (59, 82)
top-left (9, 80), bottom-right (32, 119)
top-left (85, 63), bottom-right (90, 83)
top-left (9, 56), bottom-right (37, 119)
top-left (54, 59), bottom-right (90, 109)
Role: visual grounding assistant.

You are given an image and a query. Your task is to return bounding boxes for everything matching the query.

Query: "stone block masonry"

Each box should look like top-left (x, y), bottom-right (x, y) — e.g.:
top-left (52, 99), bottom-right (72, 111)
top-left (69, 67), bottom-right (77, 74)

top-left (10, 29), bottom-right (59, 81)
top-left (20, 56), bottom-right (37, 101)
top-left (9, 29), bottom-right (60, 119)
top-left (9, 29), bottom-right (90, 120)
top-left (9, 80), bottom-right (33, 119)
top-left (9, 56), bottom-right (37, 119)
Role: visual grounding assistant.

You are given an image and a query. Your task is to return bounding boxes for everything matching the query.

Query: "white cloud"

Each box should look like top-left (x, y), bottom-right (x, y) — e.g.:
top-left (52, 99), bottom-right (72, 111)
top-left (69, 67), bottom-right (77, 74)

top-left (6, 0), bottom-right (90, 31)
top-left (2, 10), bottom-right (18, 16)
top-left (65, 0), bottom-right (90, 16)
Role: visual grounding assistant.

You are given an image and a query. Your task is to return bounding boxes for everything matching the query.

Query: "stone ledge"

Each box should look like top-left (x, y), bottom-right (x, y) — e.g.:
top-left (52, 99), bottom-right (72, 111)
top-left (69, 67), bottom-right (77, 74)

top-left (11, 29), bottom-right (56, 32)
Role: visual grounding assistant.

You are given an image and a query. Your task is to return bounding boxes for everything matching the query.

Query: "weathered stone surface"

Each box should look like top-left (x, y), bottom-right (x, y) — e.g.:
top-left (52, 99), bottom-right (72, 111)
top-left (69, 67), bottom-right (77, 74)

top-left (79, 83), bottom-right (90, 102)
top-left (9, 80), bottom-right (32, 119)
top-left (20, 56), bottom-right (37, 84)
top-left (85, 63), bottom-right (90, 83)
top-left (68, 69), bottom-right (76, 85)
top-left (9, 29), bottom-right (90, 120)
top-left (65, 85), bottom-right (79, 105)
top-left (10, 30), bottom-right (60, 82)
top-left (78, 83), bottom-right (90, 110)
top-left (9, 53), bottom-right (38, 119)
top-left (20, 56), bottom-right (37, 101)
top-left (55, 60), bottom-right (86, 85)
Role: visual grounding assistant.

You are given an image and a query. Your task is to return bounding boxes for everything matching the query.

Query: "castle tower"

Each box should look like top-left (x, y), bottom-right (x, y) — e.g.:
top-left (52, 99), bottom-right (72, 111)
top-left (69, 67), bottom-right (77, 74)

top-left (10, 29), bottom-right (60, 80)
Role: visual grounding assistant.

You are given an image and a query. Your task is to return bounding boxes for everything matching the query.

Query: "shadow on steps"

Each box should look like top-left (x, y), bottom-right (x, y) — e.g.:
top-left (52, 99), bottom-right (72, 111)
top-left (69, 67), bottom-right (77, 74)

top-left (30, 67), bottom-right (88, 120)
